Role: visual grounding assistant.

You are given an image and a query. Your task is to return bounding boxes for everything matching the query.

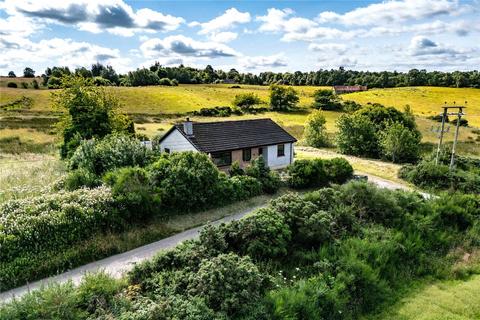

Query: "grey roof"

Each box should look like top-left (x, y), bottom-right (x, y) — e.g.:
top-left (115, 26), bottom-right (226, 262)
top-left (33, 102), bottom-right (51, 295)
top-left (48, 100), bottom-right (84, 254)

top-left (161, 118), bottom-right (297, 153)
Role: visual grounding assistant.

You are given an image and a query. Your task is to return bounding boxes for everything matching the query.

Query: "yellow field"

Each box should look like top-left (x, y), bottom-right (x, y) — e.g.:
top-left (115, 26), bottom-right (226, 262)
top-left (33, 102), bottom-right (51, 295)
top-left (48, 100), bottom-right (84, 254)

top-left (1, 84), bottom-right (479, 157)
top-left (344, 87), bottom-right (480, 127)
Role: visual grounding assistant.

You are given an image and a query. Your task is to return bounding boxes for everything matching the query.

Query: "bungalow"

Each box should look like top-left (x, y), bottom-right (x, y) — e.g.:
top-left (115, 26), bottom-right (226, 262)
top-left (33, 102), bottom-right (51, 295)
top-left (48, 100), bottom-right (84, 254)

top-left (158, 118), bottom-right (297, 169)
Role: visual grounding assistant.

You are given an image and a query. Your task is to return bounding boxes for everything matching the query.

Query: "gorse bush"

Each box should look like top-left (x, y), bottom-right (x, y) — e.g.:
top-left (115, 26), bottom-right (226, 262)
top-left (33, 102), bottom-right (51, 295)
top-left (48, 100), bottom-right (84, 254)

top-left (2, 181), bottom-right (480, 319)
top-left (304, 111), bottom-right (330, 148)
top-left (245, 156), bottom-right (281, 194)
top-left (286, 157), bottom-right (353, 189)
top-left (399, 159), bottom-right (480, 194)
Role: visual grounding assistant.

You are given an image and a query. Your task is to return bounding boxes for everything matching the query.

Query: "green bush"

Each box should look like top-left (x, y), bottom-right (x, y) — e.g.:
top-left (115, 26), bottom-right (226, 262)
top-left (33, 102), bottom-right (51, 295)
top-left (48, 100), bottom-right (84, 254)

top-left (104, 167), bottom-right (158, 219)
top-left (69, 134), bottom-right (157, 176)
top-left (336, 114), bottom-right (380, 157)
top-left (304, 111), bottom-right (330, 147)
top-left (228, 160), bottom-right (244, 176)
top-left (233, 92), bottom-right (262, 110)
top-left (63, 168), bottom-right (102, 190)
top-left (227, 208), bottom-right (292, 259)
top-left (148, 152), bottom-right (224, 211)
top-left (187, 253), bottom-right (267, 315)
top-left (269, 85), bottom-right (299, 111)
top-left (245, 156), bottom-right (281, 194)
top-left (159, 77), bottom-right (173, 86)
top-left (380, 122), bottom-right (421, 163)
top-left (77, 272), bottom-right (124, 313)
top-left (287, 157), bottom-right (354, 189)
top-left (312, 89), bottom-right (341, 111)
top-left (229, 175), bottom-right (263, 200)
top-left (324, 157), bottom-right (354, 184)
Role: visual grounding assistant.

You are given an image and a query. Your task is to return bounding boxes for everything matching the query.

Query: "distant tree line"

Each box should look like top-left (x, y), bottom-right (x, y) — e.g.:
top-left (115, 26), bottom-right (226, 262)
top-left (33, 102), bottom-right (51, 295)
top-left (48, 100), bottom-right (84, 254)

top-left (12, 64), bottom-right (480, 89)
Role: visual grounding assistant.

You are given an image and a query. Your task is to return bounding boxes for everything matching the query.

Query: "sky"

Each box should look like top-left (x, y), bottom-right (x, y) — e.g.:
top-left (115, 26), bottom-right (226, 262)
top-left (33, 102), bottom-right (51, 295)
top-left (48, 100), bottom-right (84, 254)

top-left (0, 0), bottom-right (479, 76)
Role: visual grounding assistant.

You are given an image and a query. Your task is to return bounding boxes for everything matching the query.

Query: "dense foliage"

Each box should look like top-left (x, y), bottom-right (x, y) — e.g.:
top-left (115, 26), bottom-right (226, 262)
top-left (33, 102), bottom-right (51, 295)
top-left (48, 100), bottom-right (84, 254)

top-left (304, 111), bottom-right (330, 147)
top-left (35, 63), bottom-right (480, 88)
top-left (286, 158), bottom-right (354, 189)
top-left (233, 93), bottom-right (263, 110)
top-left (312, 89), bottom-right (342, 111)
top-left (269, 85), bottom-right (299, 111)
top-left (399, 153), bottom-right (480, 194)
top-left (53, 76), bottom-right (135, 158)
top-left (4, 182), bottom-right (478, 319)
top-left (336, 103), bottom-right (421, 162)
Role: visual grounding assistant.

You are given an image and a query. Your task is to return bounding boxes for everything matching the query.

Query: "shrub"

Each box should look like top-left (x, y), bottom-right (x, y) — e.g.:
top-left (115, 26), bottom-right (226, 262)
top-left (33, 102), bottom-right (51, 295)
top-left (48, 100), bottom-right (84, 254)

top-left (0, 187), bottom-right (119, 290)
top-left (227, 208), bottom-right (292, 259)
top-left (286, 159), bottom-right (328, 189)
top-left (187, 253), bottom-right (267, 315)
top-left (228, 161), bottom-right (244, 176)
top-left (380, 122), bottom-right (421, 163)
top-left (324, 157), bottom-right (354, 184)
top-left (399, 161), bottom-right (452, 190)
top-left (233, 93), bottom-right (262, 110)
top-left (77, 272), bottom-right (124, 313)
top-left (47, 76), bottom-right (62, 88)
top-left (245, 156), bottom-right (281, 194)
top-left (304, 111), bottom-right (330, 147)
top-left (104, 167), bottom-right (158, 219)
top-left (191, 106), bottom-right (241, 117)
top-left (69, 134), bottom-right (157, 176)
top-left (229, 175), bottom-right (262, 200)
top-left (269, 85), bottom-right (299, 111)
top-left (21, 82), bottom-right (29, 89)
top-left (7, 82), bottom-right (17, 88)
top-left (63, 168), bottom-right (102, 190)
top-left (31, 79), bottom-right (39, 89)
top-left (159, 77), bottom-right (173, 86)
top-left (148, 152), bottom-right (223, 211)
top-left (336, 114), bottom-right (380, 157)
top-left (312, 89), bottom-right (342, 111)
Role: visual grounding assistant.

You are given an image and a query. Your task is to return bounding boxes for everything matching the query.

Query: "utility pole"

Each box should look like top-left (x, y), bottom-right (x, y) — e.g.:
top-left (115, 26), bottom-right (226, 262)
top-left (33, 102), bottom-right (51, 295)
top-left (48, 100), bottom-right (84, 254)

top-left (433, 102), bottom-right (466, 168)
top-left (435, 104), bottom-right (448, 165)
top-left (449, 103), bottom-right (466, 169)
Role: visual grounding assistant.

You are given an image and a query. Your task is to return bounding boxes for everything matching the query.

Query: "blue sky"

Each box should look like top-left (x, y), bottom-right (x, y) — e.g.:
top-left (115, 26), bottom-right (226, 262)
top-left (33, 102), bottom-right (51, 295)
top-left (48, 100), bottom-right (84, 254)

top-left (1, 0), bottom-right (479, 75)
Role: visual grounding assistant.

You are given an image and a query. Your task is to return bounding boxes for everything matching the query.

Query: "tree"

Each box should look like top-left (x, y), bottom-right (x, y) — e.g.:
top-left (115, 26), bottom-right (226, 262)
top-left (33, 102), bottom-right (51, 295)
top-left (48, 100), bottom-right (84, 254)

top-left (8, 71), bottom-right (16, 78)
top-left (336, 114), bottom-right (380, 157)
top-left (232, 93), bottom-right (262, 110)
top-left (23, 67), bottom-right (35, 78)
top-left (53, 76), bottom-right (134, 158)
top-left (312, 89), bottom-right (341, 111)
top-left (304, 111), bottom-right (329, 147)
top-left (380, 122), bottom-right (421, 163)
top-left (269, 85), bottom-right (299, 111)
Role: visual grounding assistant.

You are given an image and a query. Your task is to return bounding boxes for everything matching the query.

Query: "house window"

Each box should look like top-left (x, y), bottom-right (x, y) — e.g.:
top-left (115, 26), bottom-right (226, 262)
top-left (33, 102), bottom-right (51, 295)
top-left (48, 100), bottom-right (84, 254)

top-left (242, 148), bottom-right (251, 161)
top-left (277, 144), bottom-right (285, 157)
top-left (211, 151), bottom-right (232, 166)
top-left (164, 148), bottom-right (170, 154)
top-left (258, 147), bottom-right (263, 155)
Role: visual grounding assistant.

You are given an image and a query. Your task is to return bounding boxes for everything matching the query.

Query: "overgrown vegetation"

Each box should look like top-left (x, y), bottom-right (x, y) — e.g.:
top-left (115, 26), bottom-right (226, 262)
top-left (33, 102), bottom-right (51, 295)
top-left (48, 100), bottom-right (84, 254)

top-left (399, 151), bottom-right (480, 194)
top-left (3, 182), bottom-right (478, 319)
top-left (336, 103), bottom-right (422, 162)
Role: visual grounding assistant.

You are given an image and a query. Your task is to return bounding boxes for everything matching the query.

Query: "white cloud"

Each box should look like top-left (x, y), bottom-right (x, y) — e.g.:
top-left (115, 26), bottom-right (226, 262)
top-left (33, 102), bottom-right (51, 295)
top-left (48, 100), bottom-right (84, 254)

top-left (408, 35), bottom-right (467, 57)
top-left (140, 35), bottom-right (238, 58)
top-left (0, 37), bottom-right (132, 74)
top-left (317, 0), bottom-right (462, 26)
top-left (309, 43), bottom-right (348, 54)
top-left (192, 8), bottom-right (250, 35)
top-left (0, 0), bottom-right (184, 37)
top-left (207, 32), bottom-right (238, 43)
top-left (239, 54), bottom-right (287, 69)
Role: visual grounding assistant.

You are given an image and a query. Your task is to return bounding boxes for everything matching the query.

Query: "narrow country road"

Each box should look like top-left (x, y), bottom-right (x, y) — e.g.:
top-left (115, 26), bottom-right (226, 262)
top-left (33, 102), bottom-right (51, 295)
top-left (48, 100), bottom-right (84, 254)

top-left (0, 174), bottom-right (414, 303)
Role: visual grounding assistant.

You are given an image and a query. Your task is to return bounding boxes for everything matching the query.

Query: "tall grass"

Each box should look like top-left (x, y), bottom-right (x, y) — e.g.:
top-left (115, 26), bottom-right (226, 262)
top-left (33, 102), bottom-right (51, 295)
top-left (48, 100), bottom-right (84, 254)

top-left (0, 155), bottom-right (65, 203)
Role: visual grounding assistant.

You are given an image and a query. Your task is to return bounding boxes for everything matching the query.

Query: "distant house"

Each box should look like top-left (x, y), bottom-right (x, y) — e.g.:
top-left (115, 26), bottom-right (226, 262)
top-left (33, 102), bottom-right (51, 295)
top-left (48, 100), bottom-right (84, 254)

top-left (333, 85), bottom-right (367, 94)
top-left (158, 118), bottom-right (297, 169)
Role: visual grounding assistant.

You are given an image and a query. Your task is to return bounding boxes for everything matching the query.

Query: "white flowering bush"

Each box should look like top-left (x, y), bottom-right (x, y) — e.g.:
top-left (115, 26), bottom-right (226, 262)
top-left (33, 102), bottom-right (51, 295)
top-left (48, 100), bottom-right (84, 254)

top-left (0, 187), bottom-right (118, 263)
top-left (69, 134), bottom-right (158, 176)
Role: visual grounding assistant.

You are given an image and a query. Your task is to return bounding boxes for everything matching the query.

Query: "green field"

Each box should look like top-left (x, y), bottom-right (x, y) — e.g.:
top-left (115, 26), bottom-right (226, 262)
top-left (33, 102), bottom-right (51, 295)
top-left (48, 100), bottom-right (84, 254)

top-left (1, 84), bottom-right (479, 157)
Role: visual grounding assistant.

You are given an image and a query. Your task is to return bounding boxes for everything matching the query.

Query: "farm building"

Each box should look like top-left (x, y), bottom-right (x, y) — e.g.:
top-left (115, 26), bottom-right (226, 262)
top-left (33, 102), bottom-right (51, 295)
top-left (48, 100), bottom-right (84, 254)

top-left (158, 118), bottom-right (297, 169)
top-left (333, 85), bottom-right (368, 94)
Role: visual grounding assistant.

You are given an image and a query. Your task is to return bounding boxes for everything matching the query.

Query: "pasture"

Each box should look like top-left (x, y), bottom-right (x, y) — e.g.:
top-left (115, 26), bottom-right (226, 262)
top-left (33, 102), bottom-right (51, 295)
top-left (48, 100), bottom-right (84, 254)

top-left (1, 84), bottom-right (479, 158)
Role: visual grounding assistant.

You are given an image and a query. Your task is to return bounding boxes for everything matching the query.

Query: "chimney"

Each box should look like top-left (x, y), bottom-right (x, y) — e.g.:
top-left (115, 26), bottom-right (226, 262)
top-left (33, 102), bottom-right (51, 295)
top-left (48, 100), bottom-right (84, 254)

top-left (183, 117), bottom-right (193, 136)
